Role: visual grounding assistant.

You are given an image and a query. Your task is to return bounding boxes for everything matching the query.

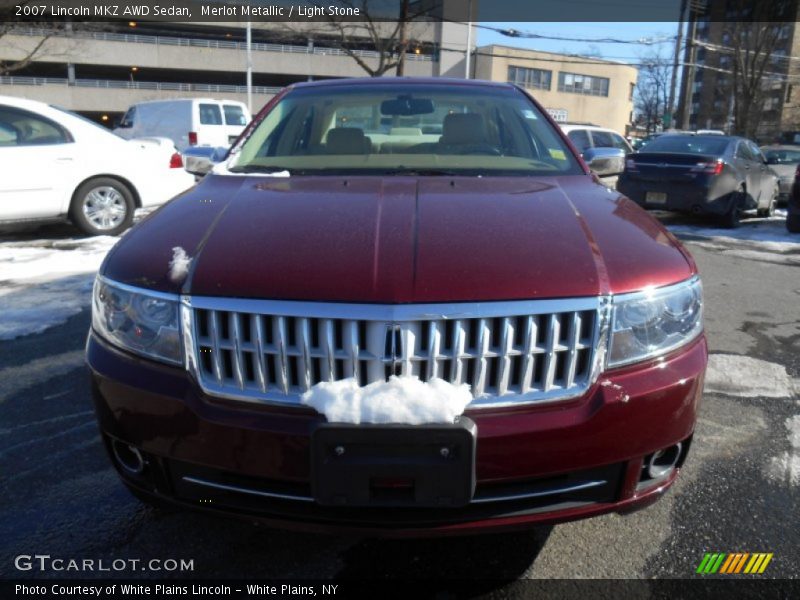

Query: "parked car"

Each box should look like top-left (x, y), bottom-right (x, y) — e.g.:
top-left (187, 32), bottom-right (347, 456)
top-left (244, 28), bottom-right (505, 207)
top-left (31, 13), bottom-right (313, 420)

top-left (0, 95), bottom-right (195, 236)
top-left (114, 98), bottom-right (251, 152)
top-left (617, 134), bottom-right (779, 227)
top-left (87, 78), bottom-right (707, 535)
top-left (761, 144), bottom-right (800, 205)
top-left (560, 123), bottom-right (633, 177)
top-left (788, 165), bottom-right (800, 233)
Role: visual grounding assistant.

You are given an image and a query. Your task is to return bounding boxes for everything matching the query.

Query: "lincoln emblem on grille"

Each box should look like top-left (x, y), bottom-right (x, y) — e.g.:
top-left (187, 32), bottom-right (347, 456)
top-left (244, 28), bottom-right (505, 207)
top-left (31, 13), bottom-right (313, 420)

top-left (384, 323), bottom-right (403, 376)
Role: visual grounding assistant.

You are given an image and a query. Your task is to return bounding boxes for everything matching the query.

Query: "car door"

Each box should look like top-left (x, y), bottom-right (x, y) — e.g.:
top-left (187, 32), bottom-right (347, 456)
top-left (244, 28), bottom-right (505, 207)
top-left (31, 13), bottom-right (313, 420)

top-left (0, 105), bottom-right (75, 220)
top-left (733, 140), bottom-right (761, 203)
top-left (748, 140), bottom-right (773, 204)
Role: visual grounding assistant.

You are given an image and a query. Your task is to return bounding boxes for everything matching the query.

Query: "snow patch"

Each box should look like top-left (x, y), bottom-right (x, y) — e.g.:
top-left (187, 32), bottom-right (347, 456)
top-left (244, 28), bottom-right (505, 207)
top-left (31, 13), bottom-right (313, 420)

top-left (0, 236), bottom-right (118, 340)
top-left (301, 376), bottom-right (472, 425)
top-left (704, 354), bottom-right (798, 398)
top-left (666, 217), bottom-right (799, 252)
top-left (168, 246), bottom-right (192, 283)
top-left (767, 415), bottom-right (800, 486)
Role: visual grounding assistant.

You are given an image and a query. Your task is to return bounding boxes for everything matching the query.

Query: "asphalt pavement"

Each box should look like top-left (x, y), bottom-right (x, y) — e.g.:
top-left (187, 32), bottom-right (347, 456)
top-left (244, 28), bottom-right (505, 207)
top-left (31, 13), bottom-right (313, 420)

top-left (0, 213), bottom-right (798, 586)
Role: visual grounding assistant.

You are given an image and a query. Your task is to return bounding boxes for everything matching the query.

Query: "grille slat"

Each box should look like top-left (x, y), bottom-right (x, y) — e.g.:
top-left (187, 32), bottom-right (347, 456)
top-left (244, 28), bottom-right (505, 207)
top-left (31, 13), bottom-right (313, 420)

top-left (188, 298), bottom-right (604, 408)
top-left (253, 315), bottom-right (268, 393)
top-left (275, 316), bottom-right (289, 394)
top-left (473, 319), bottom-right (489, 396)
top-left (231, 312), bottom-right (245, 390)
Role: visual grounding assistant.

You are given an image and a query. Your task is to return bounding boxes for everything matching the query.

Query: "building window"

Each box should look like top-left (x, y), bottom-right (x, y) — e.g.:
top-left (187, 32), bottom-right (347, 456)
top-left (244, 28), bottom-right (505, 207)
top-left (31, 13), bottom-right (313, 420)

top-left (629, 83), bottom-right (635, 100)
top-left (557, 72), bottom-right (609, 97)
top-left (507, 66), bottom-right (552, 90)
top-left (764, 96), bottom-right (781, 111)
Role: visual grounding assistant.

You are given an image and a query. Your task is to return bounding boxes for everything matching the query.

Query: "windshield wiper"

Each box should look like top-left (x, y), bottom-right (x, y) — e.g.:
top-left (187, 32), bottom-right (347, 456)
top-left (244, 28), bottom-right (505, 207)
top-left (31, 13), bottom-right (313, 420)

top-left (380, 168), bottom-right (463, 176)
top-left (228, 165), bottom-right (296, 174)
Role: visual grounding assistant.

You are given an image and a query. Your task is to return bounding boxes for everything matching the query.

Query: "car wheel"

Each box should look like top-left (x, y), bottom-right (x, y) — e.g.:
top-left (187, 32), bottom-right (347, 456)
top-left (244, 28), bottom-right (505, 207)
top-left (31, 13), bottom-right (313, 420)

top-left (788, 212), bottom-right (800, 233)
top-left (756, 186), bottom-right (778, 218)
top-left (70, 177), bottom-right (135, 236)
top-left (719, 186), bottom-right (744, 228)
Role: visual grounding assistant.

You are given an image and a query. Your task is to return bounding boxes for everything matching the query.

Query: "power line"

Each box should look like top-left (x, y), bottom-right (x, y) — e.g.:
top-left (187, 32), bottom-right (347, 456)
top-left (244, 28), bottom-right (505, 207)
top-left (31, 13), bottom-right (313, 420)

top-left (473, 22), bottom-right (676, 46)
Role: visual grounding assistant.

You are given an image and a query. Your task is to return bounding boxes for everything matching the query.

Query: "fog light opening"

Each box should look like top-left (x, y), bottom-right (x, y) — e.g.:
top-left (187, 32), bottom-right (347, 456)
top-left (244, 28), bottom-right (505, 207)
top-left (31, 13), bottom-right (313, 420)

top-left (647, 443), bottom-right (682, 479)
top-left (112, 440), bottom-right (145, 475)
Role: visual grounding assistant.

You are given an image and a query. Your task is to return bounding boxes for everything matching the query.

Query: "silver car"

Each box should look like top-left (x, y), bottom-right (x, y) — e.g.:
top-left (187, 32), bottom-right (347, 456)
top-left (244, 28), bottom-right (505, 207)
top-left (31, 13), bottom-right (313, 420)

top-left (761, 145), bottom-right (800, 205)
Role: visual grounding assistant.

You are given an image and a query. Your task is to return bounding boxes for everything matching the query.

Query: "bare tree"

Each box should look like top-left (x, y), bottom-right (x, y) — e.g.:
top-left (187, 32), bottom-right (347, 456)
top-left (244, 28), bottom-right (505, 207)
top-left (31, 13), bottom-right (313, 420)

top-left (0, 0), bottom-right (57, 76)
top-left (716, 1), bottom-right (789, 138)
top-left (635, 50), bottom-right (672, 133)
top-left (279, 0), bottom-right (435, 77)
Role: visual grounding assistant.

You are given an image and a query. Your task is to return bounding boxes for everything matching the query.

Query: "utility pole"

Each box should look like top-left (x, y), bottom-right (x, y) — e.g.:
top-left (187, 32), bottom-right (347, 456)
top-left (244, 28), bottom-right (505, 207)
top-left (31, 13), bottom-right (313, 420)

top-left (464, 0), bottom-right (473, 79)
top-left (397, 0), bottom-right (409, 76)
top-left (246, 21), bottom-right (253, 114)
top-left (667, 0), bottom-right (687, 129)
top-left (680, 2), bottom-right (701, 130)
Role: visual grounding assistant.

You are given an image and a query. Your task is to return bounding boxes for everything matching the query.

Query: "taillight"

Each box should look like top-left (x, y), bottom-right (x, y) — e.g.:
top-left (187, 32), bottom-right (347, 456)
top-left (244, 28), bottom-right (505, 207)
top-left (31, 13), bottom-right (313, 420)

top-left (169, 152), bottom-right (183, 169)
top-left (690, 159), bottom-right (724, 175)
top-left (188, 131), bottom-right (197, 145)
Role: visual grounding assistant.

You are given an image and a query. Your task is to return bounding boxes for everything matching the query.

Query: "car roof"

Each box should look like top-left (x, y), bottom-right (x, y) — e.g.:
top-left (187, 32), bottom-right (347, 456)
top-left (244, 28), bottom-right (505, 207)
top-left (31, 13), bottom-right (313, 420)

top-left (0, 94), bottom-right (51, 112)
top-left (289, 77), bottom-right (516, 91)
top-left (761, 144), bottom-right (800, 150)
top-left (559, 124), bottom-right (619, 133)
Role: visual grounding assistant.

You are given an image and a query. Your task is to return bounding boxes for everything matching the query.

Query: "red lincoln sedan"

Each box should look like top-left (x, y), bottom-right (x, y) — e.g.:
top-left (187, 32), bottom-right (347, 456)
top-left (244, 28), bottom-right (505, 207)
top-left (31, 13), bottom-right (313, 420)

top-left (86, 78), bottom-right (706, 536)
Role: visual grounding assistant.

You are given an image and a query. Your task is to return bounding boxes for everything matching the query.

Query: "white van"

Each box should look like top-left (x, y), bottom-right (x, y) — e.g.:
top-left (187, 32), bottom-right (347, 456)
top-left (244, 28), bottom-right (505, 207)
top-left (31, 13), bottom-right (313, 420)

top-left (113, 98), bottom-right (251, 151)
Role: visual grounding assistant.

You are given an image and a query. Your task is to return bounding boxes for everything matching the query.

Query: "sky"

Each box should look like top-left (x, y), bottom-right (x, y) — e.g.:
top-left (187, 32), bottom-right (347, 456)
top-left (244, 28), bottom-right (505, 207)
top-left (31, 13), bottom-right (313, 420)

top-left (477, 22), bottom-right (681, 66)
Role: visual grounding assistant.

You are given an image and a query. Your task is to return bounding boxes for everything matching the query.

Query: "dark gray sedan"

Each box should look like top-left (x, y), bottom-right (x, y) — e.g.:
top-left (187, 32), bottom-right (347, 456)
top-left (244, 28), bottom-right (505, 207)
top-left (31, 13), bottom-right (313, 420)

top-left (761, 145), bottom-right (800, 205)
top-left (617, 135), bottom-right (779, 227)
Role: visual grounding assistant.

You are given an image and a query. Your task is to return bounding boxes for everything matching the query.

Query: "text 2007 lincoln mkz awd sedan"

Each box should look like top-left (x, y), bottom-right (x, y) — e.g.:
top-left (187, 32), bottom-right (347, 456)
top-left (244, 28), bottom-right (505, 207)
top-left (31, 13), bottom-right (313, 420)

top-left (87, 78), bottom-right (706, 536)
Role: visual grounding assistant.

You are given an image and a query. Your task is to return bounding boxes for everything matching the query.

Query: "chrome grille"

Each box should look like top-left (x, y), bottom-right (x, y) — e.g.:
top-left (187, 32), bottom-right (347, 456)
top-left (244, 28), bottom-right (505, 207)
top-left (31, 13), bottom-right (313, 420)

top-left (183, 297), bottom-right (609, 408)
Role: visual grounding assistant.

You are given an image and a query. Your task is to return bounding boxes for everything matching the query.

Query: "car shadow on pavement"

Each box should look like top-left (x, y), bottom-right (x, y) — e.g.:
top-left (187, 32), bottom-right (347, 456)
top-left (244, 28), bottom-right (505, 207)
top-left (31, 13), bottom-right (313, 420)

top-left (334, 526), bottom-right (553, 582)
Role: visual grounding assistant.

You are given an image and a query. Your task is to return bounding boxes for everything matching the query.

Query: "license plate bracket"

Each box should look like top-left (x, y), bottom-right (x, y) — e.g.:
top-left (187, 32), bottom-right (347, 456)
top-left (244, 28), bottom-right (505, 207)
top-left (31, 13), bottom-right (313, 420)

top-left (311, 417), bottom-right (477, 508)
top-left (646, 191), bottom-right (667, 204)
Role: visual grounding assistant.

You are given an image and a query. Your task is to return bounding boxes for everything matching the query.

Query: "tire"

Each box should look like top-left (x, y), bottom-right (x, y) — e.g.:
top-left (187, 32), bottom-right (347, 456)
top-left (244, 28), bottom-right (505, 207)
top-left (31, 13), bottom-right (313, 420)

top-left (69, 177), bottom-right (135, 236)
top-left (719, 186), bottom-right (744, 228)
top-left (756, 186), bottom-right (778, 218)
top-left (787, 212), bottom-right (800, 233)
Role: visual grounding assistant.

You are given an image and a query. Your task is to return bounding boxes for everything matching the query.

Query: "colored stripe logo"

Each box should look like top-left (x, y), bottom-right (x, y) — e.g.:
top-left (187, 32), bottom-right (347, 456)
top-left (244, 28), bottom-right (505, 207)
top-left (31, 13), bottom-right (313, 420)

top-left (696, 553), bottom-right (773, 574)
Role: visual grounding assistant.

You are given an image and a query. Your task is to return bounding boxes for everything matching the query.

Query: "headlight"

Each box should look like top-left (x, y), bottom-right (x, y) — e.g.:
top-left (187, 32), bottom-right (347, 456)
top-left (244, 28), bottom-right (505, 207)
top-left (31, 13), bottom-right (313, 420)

top-left (608, 277), bottom-right (703, 368)
top-left (92, 276), bottom-right (182, 365)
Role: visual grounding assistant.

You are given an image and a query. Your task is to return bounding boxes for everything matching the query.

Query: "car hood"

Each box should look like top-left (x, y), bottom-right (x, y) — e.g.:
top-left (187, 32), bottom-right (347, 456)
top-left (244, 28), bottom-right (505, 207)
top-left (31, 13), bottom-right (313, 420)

top-left (103, 174), bottom-right (695, 302)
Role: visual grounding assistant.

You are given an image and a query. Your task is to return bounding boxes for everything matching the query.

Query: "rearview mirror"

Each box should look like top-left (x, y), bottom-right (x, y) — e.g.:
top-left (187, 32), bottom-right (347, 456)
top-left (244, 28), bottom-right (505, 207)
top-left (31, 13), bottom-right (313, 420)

top-left (582, 146), bottom-right (626, 177)
top-left (182, 146), bottom-right (229, 177)
top-left (381, 97), bottom-right (434, 116)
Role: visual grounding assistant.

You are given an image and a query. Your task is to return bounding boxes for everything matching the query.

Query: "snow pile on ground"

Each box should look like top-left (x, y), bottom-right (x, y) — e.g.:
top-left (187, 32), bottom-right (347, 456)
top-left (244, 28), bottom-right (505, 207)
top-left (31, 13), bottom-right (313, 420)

top-left (301, 376), bottom-right (472, 424)
top-left (665, 211), bottom-right (800, 265)
top-left (704, 354), bottom-right (799, 398)
top-left (169, 246), bottom-right (192, 283)
top-left (768, 415), bottom-right (800, 486)
top-left (0, 236), bottom-right (118, 340)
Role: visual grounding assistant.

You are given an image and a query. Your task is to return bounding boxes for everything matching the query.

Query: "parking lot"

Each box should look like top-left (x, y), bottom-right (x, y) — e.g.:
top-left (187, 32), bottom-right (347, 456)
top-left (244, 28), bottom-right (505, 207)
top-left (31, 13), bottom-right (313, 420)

top-left (1, 208), bottom-right (798, 583)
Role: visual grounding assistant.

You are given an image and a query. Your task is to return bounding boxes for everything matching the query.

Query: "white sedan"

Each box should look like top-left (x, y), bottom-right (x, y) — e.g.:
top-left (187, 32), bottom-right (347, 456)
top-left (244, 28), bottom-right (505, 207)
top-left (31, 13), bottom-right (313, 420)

top-left (0, 95), bottom-right (195, 236)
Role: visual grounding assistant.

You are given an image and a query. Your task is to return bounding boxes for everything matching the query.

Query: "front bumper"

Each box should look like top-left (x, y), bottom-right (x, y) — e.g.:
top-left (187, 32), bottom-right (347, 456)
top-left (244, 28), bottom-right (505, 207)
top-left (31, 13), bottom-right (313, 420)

top-left (87, 331), bottom-right (706, 536)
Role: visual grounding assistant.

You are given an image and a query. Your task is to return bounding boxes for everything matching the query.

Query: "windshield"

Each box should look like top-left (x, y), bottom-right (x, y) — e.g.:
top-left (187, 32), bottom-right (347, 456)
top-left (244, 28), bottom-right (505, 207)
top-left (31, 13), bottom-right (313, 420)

top-left (641, 135), bottom-right (730, 156)
top-left (230, 84), bottom-right (582, 176)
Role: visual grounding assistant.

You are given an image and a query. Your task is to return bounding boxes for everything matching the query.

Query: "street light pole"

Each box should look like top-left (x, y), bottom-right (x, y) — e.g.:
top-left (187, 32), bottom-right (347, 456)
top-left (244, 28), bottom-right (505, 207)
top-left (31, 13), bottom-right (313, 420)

top-left (464, 0), bottom-right (473, 79)
top-left (246, 21), bottom-right (253, 114)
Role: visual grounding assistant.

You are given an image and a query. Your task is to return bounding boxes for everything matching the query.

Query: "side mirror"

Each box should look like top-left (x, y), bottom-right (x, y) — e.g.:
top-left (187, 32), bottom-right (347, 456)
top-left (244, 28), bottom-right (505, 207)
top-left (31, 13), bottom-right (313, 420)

top-left (582, 146), bottom-right (626, 177)
top-left (182, 146), bottom-right (228, 177)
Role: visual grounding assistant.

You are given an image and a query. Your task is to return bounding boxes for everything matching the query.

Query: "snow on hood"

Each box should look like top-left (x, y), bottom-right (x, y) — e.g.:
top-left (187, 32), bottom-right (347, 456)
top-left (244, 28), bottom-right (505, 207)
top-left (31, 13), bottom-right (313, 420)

top-left (301, 376), bottom-right (472, 425)
top-left (168, 246), bottom-right (192, 283)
